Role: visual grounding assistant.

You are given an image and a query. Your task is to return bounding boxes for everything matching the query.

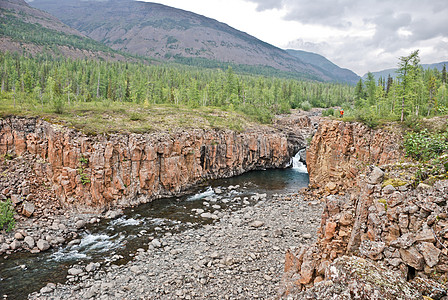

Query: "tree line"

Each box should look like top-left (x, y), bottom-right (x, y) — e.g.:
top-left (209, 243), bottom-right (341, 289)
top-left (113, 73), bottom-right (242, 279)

top-left (353, 50), bottom-right (447, 123)
top-left (0, 52), bottom-right (354, 122)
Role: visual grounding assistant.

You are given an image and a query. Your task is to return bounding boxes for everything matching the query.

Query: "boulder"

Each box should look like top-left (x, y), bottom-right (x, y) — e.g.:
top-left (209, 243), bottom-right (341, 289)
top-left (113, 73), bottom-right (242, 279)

top-left (37, 239), bottom-right (50, 251)
top-left (399, 246), bottom-right (425, 270)
top-left (291, 256), bottom-right (422, 299)
top-left (22, 201), bottom-right (35, 217)
top-left (24, 236), bottom-right (35, 248)
top-left (368, 166), bottom-right (384, 185)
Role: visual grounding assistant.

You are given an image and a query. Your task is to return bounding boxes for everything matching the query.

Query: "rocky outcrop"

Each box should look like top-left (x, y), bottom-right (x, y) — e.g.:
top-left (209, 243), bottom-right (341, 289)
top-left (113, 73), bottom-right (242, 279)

top-left (281, 120), bottom-right (448, 298)
top-left (0, 117), bottom-right (303, 211)
top-left (307, 120), bottom-right (403, 191)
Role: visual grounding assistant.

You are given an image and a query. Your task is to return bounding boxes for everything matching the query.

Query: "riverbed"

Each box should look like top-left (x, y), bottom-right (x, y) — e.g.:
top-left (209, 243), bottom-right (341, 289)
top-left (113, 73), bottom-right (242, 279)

top-left (1, 162), bottom-right (315, 299)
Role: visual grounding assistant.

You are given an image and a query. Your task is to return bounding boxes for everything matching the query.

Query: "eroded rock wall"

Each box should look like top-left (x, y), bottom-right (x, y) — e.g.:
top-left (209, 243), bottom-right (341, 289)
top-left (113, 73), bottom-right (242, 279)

top-left (281, 120), bottom-right (448, 298)
top-left (0, 117), bottom-right (299, 211)
top-left (307, 120), bottom-right (403, 191)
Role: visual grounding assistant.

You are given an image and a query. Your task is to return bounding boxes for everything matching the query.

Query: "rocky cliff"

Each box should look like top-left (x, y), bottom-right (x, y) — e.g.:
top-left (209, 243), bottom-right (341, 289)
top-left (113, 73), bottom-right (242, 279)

top-left (0, 117), bottom-right (305, 212)
top-left (281, 120), bottom-right (448, 299)
top-left (307, 120), bottom-right (403, 192)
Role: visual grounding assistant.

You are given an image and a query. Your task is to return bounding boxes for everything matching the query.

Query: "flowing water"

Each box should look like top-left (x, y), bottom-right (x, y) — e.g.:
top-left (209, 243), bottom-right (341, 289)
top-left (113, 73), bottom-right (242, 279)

top-left (0, 155), bottom-right (308, 299)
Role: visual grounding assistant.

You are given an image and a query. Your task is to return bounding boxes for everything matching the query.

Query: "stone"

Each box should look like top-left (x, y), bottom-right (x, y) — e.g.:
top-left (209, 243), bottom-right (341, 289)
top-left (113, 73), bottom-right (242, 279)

top-left (68, 267), bottom-right (83, 276)
top-left (22, 201), bottom-right (35, 217)
top-left (86, 262), bottom-right (100, 272)
top-left (37, 239), bottom-right (50, 251)
top-left (325, 182), bottom-right (338, 193)
top-left (418, 242), bottom-right (441, 268)
top-left (367, 167), bottom-right (384, 185)
top-left (130, 266), bottom-right (142, 274)
top-left (200, 212), bottom-right (218, 219)
top-left (399, 246), bottom-right (425, 270)
top-left (324, 222), bottom-right (337, 239)
top-left (415, 229), bottom-right (435, 243)
top-left (382, 184), bottom-right (396, 194)
top-left (24, 236), bottom-right (35, 248)
top-left (14, 232), bottom-right (24, 240)
top-left (151, 239), bottom-right (161, 248)
top-left (249, 221), bottom-right (264, 228)
top-left (10, 240), bottom-right (21, 250)
top-left (290, 256), bottom-right (422, 299)
top-left (11, 194), bottom-right (22, 205)
top-left (359, 240), bottom-right (385, 260)
top-left (75, 220), bottom-right (87, 229)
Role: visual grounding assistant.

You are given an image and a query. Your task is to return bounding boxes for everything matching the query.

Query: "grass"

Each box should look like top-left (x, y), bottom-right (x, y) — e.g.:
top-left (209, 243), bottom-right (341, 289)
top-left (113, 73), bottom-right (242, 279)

top-left (0, 93), bottom-right (256, 134)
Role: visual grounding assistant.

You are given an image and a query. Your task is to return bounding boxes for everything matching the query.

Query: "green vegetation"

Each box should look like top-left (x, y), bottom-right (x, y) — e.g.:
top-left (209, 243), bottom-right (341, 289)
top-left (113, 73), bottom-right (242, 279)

top-left (345, 50), bottom-right (447, 126)
top-left (0, 199), bottom-right (16, 233)
top-left (0, 9), bottom-right (114, 54)
top-left (403, 128), bottom-right (448, 185)
top-left (0, 51), bottom-right (353, 131)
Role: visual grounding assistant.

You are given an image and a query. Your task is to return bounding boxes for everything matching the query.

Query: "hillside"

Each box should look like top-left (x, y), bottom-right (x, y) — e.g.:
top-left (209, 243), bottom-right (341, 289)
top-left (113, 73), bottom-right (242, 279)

top-left (30, 0), bottom-right (337, 82)
top-left (362, 61), bottom-right (448, 80)
top-left (0, 0), bottom-right (127, 61)
top-left (286, 49), bottom-right (360, 84)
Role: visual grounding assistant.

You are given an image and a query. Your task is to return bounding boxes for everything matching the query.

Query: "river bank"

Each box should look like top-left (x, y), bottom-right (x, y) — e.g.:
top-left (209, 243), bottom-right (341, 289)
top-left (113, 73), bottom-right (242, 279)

top-left (28, 191), bottom-right (322, 299)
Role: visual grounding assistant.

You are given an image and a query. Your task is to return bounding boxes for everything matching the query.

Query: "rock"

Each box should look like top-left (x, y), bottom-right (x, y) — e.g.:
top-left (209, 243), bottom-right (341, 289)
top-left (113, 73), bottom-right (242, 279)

top-left (383, 184), bottom-right (396, 194)
top-left (325, 182), bottom-right (338, 193)
top-left (200, 212), bottom-right (218, 219)
top-left (290, 256), bottom-right (422, 299)
top-left (22, 201), bottom-right (35, 217)
top-left (24, 236), bottom-right (35, 248)
top-left (105, 209), bottom-right (123, 219)
top-left (399, 246), bottom-right (425, 270)
top-left (151, 239), bottom-right (161, 248)
top-left (368, 166), bottom-right (384, 185)
top-left (68, 267), bottom-right (83, 276)
top-left (14, 232), bottom-right (24, 240)
top-left (11, 194), bottom-right (22, 205)
top-left (417, 183), bottom-right (432, 190)
top-left (303, 234), bottom-right (312, 239)
top-left (37, 239), bottom-right (50, 251)
top-left (418, 242), bottom-right (441, 268)
top-left (75, 219), bottom-right (87, 229)
top-left (10, 240), bottom-right (21, 250)
top-left (86, 262), bottom-right (100, 272)
top-left (249, 220), bottom-right (264, 228)
top-left (130, 266), bottom-right (142, 274)
top-left (359, 240), bottom-right (385, 260)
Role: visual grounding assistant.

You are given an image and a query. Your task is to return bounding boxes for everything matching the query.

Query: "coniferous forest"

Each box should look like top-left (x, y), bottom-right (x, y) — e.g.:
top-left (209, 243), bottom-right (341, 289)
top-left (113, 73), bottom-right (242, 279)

top-left (0, 50), bottom-right (447, 131)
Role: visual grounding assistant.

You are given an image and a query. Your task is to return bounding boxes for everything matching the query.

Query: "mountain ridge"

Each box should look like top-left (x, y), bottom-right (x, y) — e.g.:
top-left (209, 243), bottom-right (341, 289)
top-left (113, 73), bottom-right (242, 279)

top-left (29, 0), bottom-right (356, 83)
top-left (362, 61), bottom-right (448, 80)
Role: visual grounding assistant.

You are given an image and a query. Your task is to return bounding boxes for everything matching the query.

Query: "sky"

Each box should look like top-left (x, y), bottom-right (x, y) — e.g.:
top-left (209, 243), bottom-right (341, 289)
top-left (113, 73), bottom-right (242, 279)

top-left (148, 0), bottom-right (448, 76)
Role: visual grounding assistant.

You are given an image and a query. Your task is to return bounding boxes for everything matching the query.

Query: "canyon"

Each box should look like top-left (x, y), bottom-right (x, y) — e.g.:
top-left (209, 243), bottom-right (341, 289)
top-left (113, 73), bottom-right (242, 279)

top-left (2, 114), bottom-right (448, 299)
top-left (0, 115), bottom-right (311, 213)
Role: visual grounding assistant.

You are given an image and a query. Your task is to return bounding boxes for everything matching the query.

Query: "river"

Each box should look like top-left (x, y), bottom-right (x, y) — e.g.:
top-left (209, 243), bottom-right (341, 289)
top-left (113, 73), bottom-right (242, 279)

top-left (0, 156), bottom-right (308, 299)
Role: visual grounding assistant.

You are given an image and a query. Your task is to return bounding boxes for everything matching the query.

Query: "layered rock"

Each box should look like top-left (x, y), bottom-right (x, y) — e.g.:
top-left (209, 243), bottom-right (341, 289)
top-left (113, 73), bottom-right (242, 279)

top-left (0, 117), bottom-right (303, 211)
top-left (281, 120), bottom-right (448, 298)
top-left (307, 120), bottom-right (403, 190)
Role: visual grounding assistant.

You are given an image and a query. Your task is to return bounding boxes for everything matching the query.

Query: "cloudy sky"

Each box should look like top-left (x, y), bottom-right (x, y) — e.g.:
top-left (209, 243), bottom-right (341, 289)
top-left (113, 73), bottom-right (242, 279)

top-left (150, 0), bottom-right (448, 76)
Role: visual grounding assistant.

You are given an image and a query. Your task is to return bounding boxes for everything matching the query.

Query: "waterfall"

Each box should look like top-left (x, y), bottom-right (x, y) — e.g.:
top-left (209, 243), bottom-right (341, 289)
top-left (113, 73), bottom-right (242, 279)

top-left (291, 151), bottom-right (308, 173)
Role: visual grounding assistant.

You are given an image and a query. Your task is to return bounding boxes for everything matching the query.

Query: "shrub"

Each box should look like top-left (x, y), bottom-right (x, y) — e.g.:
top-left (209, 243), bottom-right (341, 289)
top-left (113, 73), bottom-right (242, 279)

top-left (404, 129), bottom-right (448, 161)
top-left (300, 101), bottom-right (312, 111)
top-left (0, 199), bottom-right (16, 232)
top-left (322, 108), bottom-right (335, 117)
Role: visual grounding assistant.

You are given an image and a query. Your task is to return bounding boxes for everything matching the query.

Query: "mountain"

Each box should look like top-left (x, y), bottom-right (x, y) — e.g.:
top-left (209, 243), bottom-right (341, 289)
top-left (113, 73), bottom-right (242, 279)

top-left (286, 49), bottom-right (360, 84)
top-left (29, 0), bottom-right (340, 82)
top-left (362, 61), bottom-right (448, 81)
top-left (0, 0), bottom-right (127, 60)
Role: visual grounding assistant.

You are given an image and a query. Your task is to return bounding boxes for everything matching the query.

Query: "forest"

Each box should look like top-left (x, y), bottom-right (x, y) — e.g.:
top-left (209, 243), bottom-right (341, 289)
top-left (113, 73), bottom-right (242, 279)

top-left (0, 50), bottom-right (446, 130)
top-left (0, 51), bottom-right (353, 124)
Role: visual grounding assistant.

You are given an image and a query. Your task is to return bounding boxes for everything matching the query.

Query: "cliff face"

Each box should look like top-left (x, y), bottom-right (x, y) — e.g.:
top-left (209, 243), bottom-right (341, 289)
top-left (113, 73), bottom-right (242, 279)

top-left (281, 120), bottom-right (448, 298)
top-left (0, 117), bottom-right (300, 211)
top-left (307, 120), bottom-right (403, 191)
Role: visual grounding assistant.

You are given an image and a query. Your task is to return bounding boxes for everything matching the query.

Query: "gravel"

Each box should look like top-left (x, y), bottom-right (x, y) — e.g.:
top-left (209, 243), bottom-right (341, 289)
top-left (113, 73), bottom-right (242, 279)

top-left (29, 193), bottom-right (322, 299)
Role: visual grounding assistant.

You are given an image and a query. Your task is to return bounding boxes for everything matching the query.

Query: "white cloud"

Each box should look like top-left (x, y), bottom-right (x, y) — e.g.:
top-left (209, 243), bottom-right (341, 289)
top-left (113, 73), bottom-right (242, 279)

top-left (150, 0), bottom-right (448, 75)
